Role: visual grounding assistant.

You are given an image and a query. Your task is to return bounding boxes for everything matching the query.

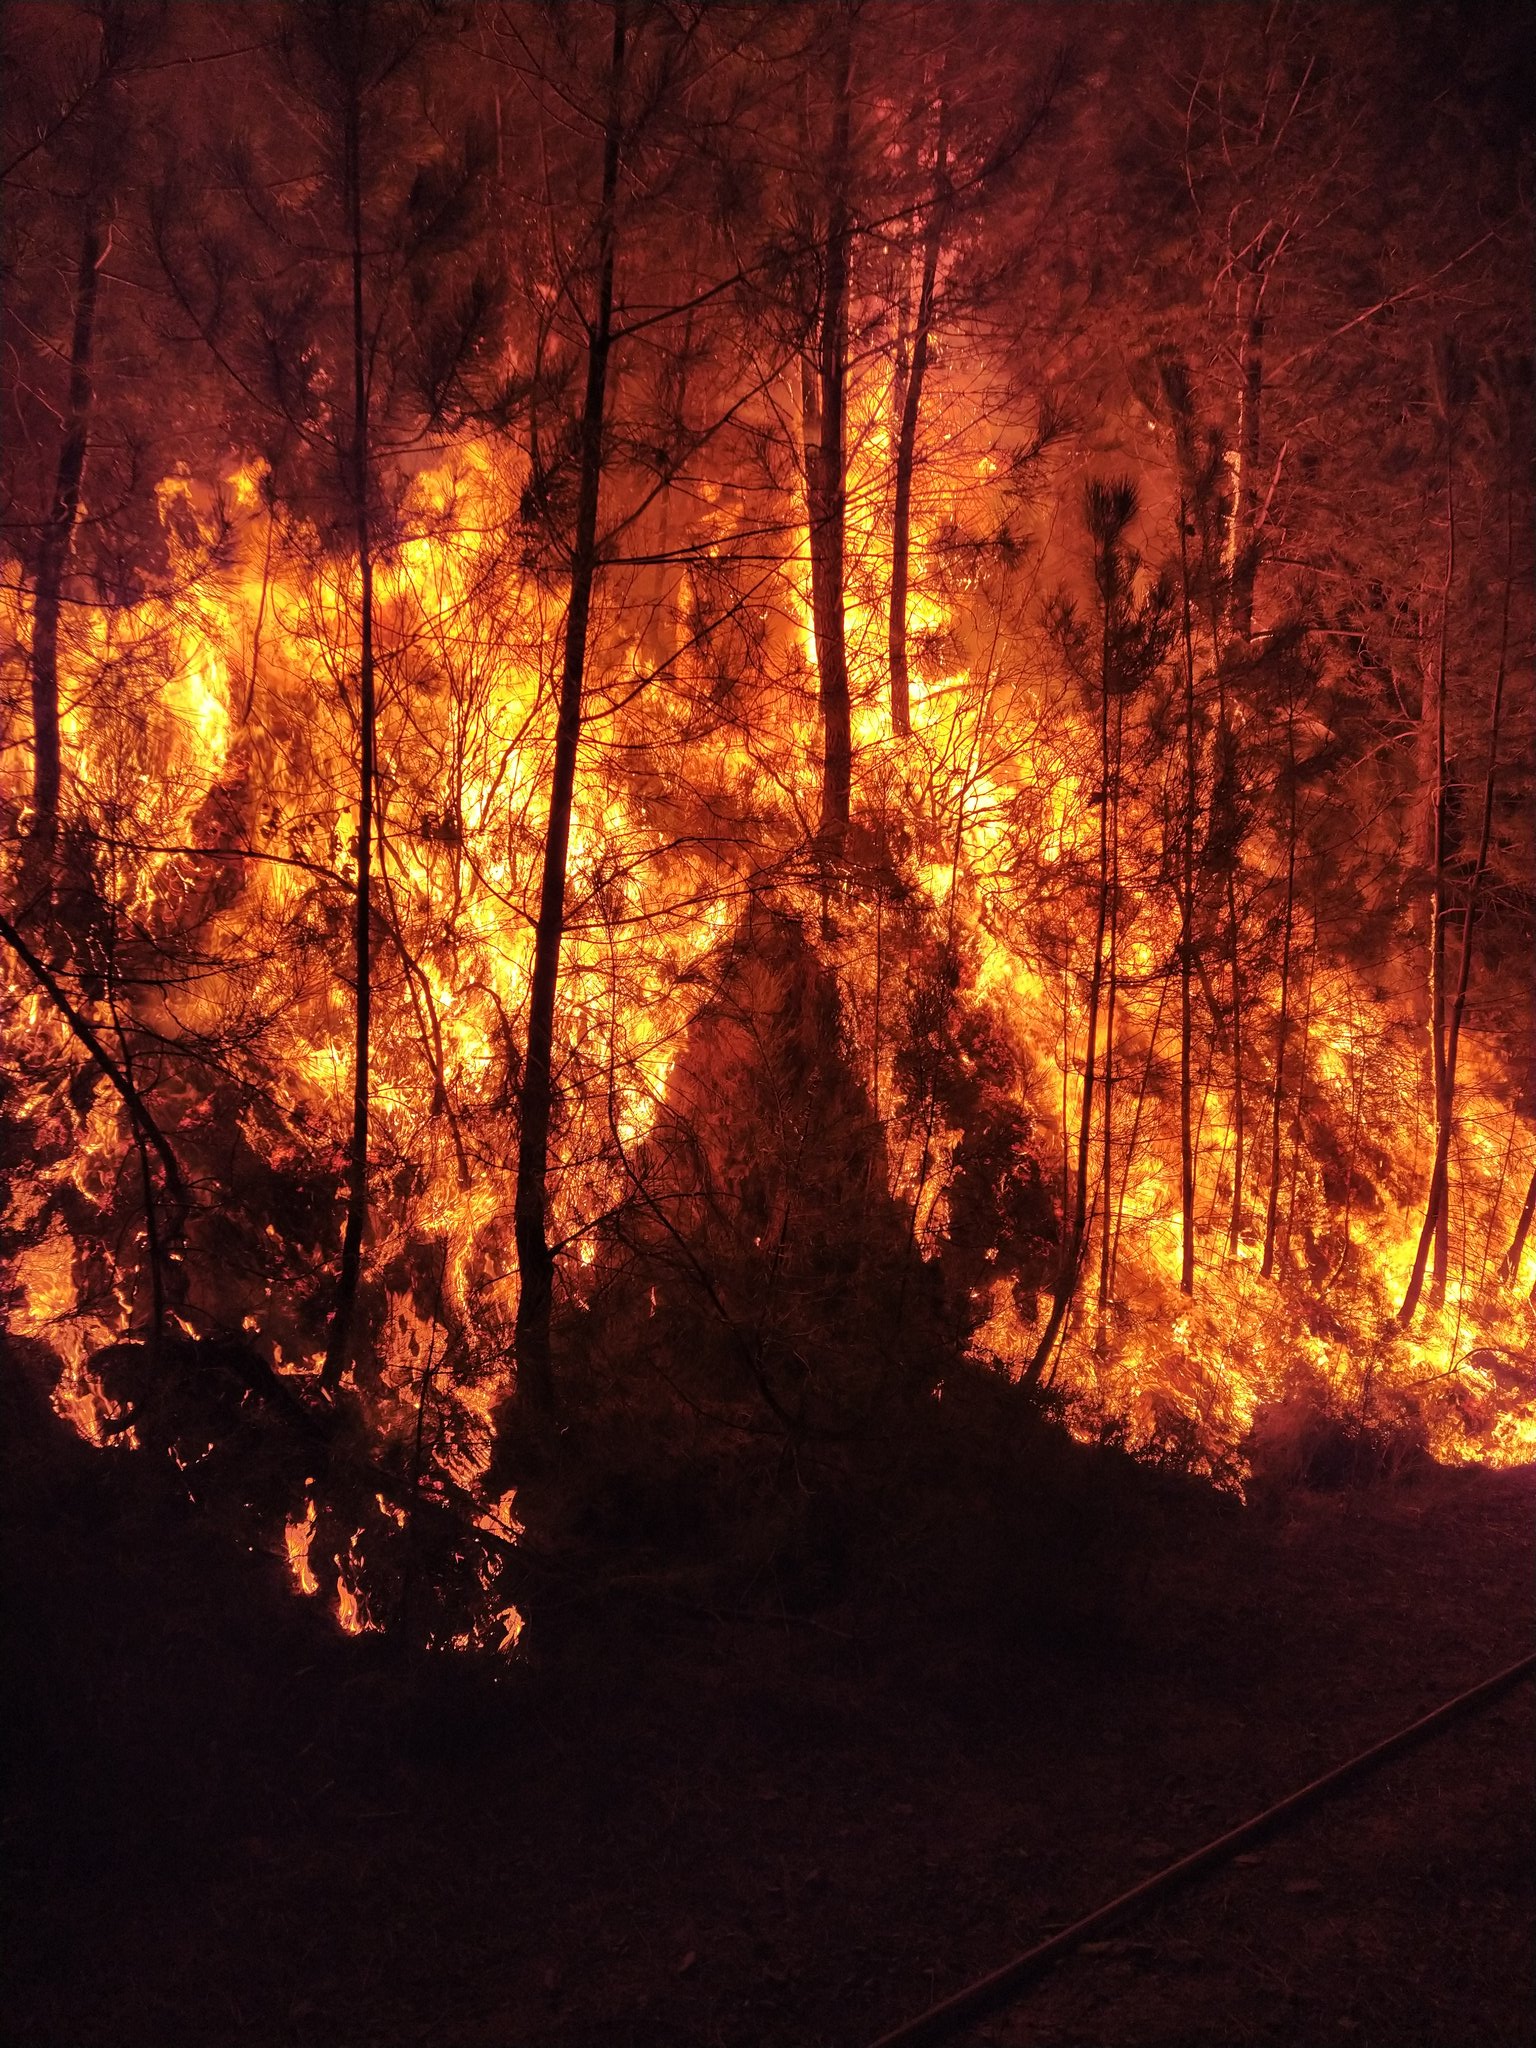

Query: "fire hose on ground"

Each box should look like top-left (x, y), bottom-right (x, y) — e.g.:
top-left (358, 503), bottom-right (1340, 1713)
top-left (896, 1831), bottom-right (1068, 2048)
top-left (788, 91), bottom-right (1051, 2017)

top-left (865, 1650), bottom-right (1536, 2048)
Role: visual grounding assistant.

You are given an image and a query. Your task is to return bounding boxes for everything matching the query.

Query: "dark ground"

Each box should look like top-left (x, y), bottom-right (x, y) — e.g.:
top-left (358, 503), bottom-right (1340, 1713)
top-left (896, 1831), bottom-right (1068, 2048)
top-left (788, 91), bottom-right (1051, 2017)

top-left (2, 1345), bottom-right (1531, 2048)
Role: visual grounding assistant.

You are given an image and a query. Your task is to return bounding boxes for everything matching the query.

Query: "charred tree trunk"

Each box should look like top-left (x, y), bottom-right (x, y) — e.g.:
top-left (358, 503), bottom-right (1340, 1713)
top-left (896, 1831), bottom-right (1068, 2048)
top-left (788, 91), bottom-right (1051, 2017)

top-left (805, 5), bottom-right (853, 851)
top-left (1426, 452), bottom-right (1454, 1307)
top-left (1111, 970), bottom-right (1169, 1305)
top-left (1400, 442), bottom-right (1512, 1324)
top-left (1228, 260), bottom-right (1265, 647)
top-left (1282, 918), bottom-right (1317, 1264)
top-left (1176, 500), bottom-right (1199, 1293)
top-left (888, 81), bottom-right (947, 740)
top-left (1097, 691), bottom-right (1124, 1326)
top-left (1024, 599), bottom-right (1113, 1386)
top-left (509, 0), bottom-right (626, 1421)
top-left (1397, 431), bottom-right (1456, 1324)
top-left (321, 87), bottom-right (380, 1394)
top-left (28, 209), bottom-right (106, 851)
top-left (1225, 864), bottom-right (1245, 1254)
top-left (1260, 708), bottom-right (1298, 1279)
top-left (1179, 397), bottom-right (1244, 1248)
top-left (1500, 1161), bottom-right (1536, 1290)
top-left (1192, 393), bottom-right (1248, 1260)
top-left (1209, 647), bottom-right (1245, 1260)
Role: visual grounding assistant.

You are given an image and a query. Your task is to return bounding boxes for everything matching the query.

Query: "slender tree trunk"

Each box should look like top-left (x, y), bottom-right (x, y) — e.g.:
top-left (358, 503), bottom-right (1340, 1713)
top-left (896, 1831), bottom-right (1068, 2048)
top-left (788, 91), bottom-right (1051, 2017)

top-left (322, 89), bottom-right (379, 1393)
top-left (29, 209), bottom-right (106, 850)
top-left (1401, 451), bottom-right (1512, 1324)
top-left (1196, 439), bottom-right (1247, 1259)
top-left (102, 904), bottom-right (169, 1351)
top-left (1176, 501), bottom-right (1198, 1293)
top-left (1229, 261), bottom-right (1265, 647)
top-left (1324, 1039), bottom-right (1365, 1291)
top-left (1281, 919), bottom-right (1317, 1263)
top-left (1426, 452), bottom-right (1454, 1306)
top-left (1186, 464), bottom-right (1244, 1259)
top-left (871, 885), bottom-right (883, 1124)
top-left (805, 5), bottom-right (853, 849)
top-left (510, 0), bottom-right (626, 1419)
top-left (1398, 431), bottom-right (1455, 1323)
top-left (1097, 691), bottom-right (1124, 1324)
top-left (1260, 710), bottom-right (1298, 1278)
top-left (1211, 645), bottom-right (1244, 1258)
top-left (1226, 862), bottom-right (1245, 1254)
top-left (1110, 969), bottom-right (1169, 1304)
top-left (1024, 611), bottom-right (1113, 1386)
top-left (1500, 1161), bottom-right (1536, 1288)
top-left (888, 82), bottom-right (947, 739)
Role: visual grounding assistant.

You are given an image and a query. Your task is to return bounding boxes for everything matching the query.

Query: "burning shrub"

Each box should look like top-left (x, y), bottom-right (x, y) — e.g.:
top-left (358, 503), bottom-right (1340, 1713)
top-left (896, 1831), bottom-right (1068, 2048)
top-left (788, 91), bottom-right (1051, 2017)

top-left (1244, 1386), bottom-right (1429, 1498)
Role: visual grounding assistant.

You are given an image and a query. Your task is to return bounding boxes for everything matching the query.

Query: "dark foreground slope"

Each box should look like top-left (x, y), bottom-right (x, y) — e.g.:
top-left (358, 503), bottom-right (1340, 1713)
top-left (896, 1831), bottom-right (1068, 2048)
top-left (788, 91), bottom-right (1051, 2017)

top-left (2, 1345), bottom-right (1530, 2048)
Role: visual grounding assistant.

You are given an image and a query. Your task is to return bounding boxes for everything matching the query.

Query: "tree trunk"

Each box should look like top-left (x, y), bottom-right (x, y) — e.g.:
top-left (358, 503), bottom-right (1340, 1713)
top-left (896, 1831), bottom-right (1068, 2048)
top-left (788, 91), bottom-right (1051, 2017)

top-left (509, 0), bottom-right (626, 1420)
top-left (805, 5), bottom-right (853, 851)
top-left (1281, 920), bottom-right (1317, 1264)
top-left (888, 82), bottom-right (947, 739)
top-left (1176, 501), bottom-right (1198, 1293)
top-left (1397, 432), bottom-right (1455, 1324)
top-left (1226, 862), bottom-right (1245, 1255)
top-left (1024, 602), bottom-right (1113, 1386)
top-left (1097, 690), bottom-right (1124, 1326)
top-left (1401, 444), bottom-right (1511, 1324)
top-left (1260, 711), bottom-right (1298, 1279)
top-left (321, 88), bottom-right (380, 1394)
top-left (1228, 260), bottom-right (1265, 647)
top-left (1111, 970), bottom-right (1169, 1305)
top-left (29, 209), bottom-right (105, 850)
top-left (1500, 1161), bottom-right (1536, 1289)
top-left (1195, 421), bottom-right (1247, 1260)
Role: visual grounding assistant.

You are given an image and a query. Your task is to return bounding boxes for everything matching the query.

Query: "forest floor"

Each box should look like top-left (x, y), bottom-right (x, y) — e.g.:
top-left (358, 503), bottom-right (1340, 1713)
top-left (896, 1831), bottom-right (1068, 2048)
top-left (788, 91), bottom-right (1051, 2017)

top-left (2, 1340), bottom-right (1531, 2048)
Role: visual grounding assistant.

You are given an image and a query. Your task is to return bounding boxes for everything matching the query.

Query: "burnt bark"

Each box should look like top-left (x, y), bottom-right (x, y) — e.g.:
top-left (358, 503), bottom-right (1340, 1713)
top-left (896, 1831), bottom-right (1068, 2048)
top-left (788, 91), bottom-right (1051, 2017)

top-left (1500, 1161), bottom-right (1536, 1290)
top-left (321, 84), bottom-right (380, 1394)
top-left (1024, 566), bottom-right (1115, 1386)
top-left (1186, 390), bottom-right (1247, 1260)
top-left (888, 79), bottom-right (947, 740)
top-left (1111, 971), bottom-right (1170, 1305)
top-left (1396, 429), bottom-right (1456, 1325)
top-left (1224, 861), bottom-right (1246, 1256)
top-left (1260, 706), bottom-right (1298, 1279)
top-left (1228, 260), bottom-right (1265, 647)
top-left (1400, 441), bottom-right (1512, 1324)
top-left (1097, 690), bottom-right (1124, 1327)
top-left (510, 0), bottom-right (627, 1421)
top-left (1176, 498), bottom-right (1199, 1293)
top-left (804, 4), bottom-right (853, 851)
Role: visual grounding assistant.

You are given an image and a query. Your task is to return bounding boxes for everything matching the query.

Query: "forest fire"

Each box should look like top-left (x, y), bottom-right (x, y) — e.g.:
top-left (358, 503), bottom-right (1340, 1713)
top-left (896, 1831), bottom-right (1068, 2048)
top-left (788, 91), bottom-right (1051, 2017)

top-left (3, 6), bottom-right (1533, 2046)
top-left (12, 419), bottom-right (1532, 1519)
top-left (2, 1), bottom-right (1533, 1657)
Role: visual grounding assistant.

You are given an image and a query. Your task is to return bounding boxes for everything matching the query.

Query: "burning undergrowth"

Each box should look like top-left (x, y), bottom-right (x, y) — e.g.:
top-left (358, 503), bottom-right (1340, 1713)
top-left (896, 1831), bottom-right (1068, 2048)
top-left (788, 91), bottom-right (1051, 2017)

top-left (3, 1), bottom-right (1532, 1652)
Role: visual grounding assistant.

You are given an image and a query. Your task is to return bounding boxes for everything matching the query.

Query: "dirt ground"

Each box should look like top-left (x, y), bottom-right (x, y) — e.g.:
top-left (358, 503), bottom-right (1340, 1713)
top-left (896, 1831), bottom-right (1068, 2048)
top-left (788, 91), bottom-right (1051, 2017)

top-left (2, 1345), bottom-right (1531, 2048)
